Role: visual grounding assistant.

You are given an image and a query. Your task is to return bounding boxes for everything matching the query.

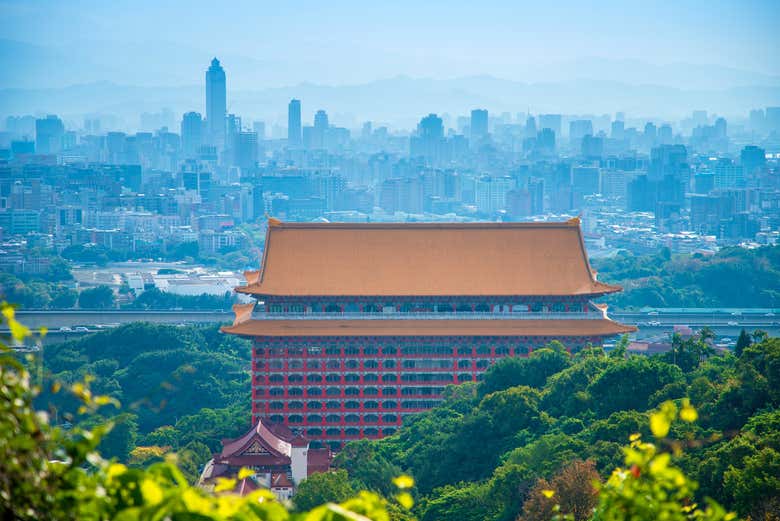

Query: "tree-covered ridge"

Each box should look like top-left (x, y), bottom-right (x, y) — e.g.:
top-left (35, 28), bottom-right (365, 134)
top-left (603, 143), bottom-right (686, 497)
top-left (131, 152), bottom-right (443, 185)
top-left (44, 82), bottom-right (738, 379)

top-left (329, 338), bottom-right (780, 521)
top-left (592, 245), bottom-right (780, 308)
top-left (37, 323), bottom-right (254, 475)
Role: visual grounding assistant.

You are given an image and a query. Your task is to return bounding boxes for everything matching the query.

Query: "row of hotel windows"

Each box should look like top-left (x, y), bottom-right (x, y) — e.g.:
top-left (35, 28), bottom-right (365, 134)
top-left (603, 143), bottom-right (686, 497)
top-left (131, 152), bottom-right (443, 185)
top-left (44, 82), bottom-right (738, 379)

top-left (266, 302), bottom-right (584, 313)
top-left (255, 373), bottom-right (482, 383)
top-left (259, 359), bottom-right (493, 370)
top-left (259, 386), bottom-right (445, 397)
top-left (255, 345), bottom-right (527, 356)
top-left (274, 425), bottom-right (396, 438)
top-left (257, 400), bottom-right (444, 411)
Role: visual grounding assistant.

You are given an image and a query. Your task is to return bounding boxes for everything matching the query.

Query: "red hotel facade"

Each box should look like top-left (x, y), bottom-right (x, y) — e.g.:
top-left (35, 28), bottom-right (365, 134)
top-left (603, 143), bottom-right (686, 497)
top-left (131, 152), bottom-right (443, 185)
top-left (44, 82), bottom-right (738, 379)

top-left (223, 219), bottom-right (636, 450)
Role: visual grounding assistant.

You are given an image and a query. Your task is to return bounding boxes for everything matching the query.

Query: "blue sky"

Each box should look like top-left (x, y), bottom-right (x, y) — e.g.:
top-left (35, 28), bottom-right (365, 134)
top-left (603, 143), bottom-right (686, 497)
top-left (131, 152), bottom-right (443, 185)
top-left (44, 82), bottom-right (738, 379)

top-left (0, 0), bottom-right (778, 89)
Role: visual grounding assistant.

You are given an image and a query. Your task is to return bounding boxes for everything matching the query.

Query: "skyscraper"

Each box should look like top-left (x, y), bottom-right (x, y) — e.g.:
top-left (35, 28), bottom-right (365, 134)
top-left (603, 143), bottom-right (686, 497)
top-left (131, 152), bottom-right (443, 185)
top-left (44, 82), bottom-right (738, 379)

top-left (288, 99), bottom-right (302, 146)
top-left (205, 58), bottom-right (227, 149)
top-left (470, 109), bottom-right (488, 141)
top-left (181, 112), bottom-right (203, 159)
top-left (35, 115), bottom-right (64, 154)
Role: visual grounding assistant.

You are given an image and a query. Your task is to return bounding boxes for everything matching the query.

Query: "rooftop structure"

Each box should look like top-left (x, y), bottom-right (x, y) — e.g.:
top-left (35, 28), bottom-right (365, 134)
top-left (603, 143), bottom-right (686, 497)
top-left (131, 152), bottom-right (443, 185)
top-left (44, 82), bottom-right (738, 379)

top-left (223, 219), bottom-right (636, 450)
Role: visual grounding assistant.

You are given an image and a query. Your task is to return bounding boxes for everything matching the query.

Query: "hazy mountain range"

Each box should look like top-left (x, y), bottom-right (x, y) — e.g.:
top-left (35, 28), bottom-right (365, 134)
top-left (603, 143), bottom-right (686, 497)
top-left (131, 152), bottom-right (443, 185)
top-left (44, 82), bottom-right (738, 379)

top-left (2, 38), bottom-right (779, 128)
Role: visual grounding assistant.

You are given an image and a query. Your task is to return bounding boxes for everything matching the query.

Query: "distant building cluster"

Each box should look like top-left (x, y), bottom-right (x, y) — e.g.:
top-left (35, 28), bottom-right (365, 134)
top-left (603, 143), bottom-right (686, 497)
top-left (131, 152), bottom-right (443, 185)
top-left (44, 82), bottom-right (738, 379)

top-left (1, 58), bottom-right (779, 266)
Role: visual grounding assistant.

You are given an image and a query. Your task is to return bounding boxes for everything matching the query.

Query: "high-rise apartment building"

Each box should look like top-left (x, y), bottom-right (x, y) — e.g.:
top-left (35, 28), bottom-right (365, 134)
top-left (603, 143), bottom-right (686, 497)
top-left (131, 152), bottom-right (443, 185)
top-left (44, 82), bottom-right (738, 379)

top-left (288, 99), bottom-right (302, 146)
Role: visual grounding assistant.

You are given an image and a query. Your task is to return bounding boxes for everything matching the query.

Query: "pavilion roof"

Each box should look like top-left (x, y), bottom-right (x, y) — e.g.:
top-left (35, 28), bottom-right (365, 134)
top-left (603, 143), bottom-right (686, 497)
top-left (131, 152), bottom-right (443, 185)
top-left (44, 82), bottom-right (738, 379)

top-left (221, 317), bottom-right (636, 338)
top-left (237, 220), bottom-right (621, 298)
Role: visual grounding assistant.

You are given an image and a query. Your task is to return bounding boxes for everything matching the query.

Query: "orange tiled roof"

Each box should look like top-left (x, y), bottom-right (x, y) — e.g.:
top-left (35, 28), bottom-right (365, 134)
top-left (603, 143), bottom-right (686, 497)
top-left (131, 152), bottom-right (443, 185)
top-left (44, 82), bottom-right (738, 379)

top-left (237, 220), bottom-right (620, 297)
top-left (220, 318), bottom-right (636, 338)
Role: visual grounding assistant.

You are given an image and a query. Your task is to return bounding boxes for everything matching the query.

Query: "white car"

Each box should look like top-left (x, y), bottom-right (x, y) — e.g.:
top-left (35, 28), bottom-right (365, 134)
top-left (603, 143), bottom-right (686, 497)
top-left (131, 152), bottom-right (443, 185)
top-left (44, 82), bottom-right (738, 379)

top-left (58, 326), bottom-right (73, 332)
top-left (74, 326), bottom-right (89, 332)
top-left (727, 321), bottom-right (738, 326)
top-left (648, 320), bottom-right (662, 327)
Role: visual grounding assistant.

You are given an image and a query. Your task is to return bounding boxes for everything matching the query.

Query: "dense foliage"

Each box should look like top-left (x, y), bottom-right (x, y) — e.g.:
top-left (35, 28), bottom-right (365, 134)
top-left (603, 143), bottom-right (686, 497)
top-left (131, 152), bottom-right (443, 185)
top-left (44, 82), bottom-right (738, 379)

top-left (37, 323), bottom-right (253, 480)
top-left (592, 245), bottom-right (780, 308)
top-left (331, 335), bottom-right (779, 520)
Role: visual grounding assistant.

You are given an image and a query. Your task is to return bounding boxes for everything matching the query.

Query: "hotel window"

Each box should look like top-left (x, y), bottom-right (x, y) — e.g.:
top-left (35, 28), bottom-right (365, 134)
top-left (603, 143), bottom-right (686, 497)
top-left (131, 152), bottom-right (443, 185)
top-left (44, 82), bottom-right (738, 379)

top-left (326, 428), bottom-right (341, 436)
top-left (288, 374), bottom-right (304, 383)
top-left (326, 415), bottom-right (341, 423)
top-left (270, 415), bottom-right (283, 423)
top-left (269, 387), bottom-right (284, 396)
top-left (363, 414), bottom-right (379, 423)
top-left (307, 401), bottom-right (322, 409)
top-left (458, 360), bottom-right (471, 369)
top-left (326, 373), bottom-right (340, 382)
top-left (254, 347), bottom-right (265, 355)
top-left (382, 387), bottom-right (397, 396)
top-left (269, 375), bottom-right (283, 383)
top-left (268, 304), bottom-right (282, 313)
top-left (345, 359), bottom-right (359, 369)
top-left (289, 304), bottom-right (304, 313)
top-left (477, 345), bottom-right (491, 355)
top-left (269, 401), bottom-right (284, 410)
top-left (307, 428), bottom-right (322, 436)
top-left (345, 427), bottom-right (360, 436)
top-left (457, 346), bottom-right (472, 355)
top-left (345, 373), bottom-right (360, 383)
top-left (288, 414), bottom-right (303, 423)
top-left (324, 304), bottom-right (341, 313)
top-left (382, 374), bottom-right (397, 382)
top-left (474, 303), bottom-right (490, 312)
top-left (326, 401), bottom-right (340, 410)
top-left (345, 346), bottom-right (360, 355)
top-left (456, 303), bottom-right (472, 312)
top-left (363, 303), bottom-right (380, 313)
top-left (383, 359), bottom-right (396, 369)
top-left (458, 373), bottom-right (472, 382)
top-left (307, 360), bottom-right (321, 369)
top-left (382, 346), bottom-right (398, 355)
top-left (326, 347), bottom-right (341, 356)
top-left (307, 414), bottom-right (322, 423)
top-left (306, 346), bottom-right (321, 356)
top-left (344, 387), bottom-right (360, 396)
top-left (495, 347), bottom-right (510, 356)
top-left (364, 387), bottom-right (379, 396)
top-left (345, 414), bottom-right (359, 423)
top-left (383, 427), bottom-right (397, 436)
top-left (364, 427), bottom-right (379, 436)
top-left (326, 360), bottom-right (341, 369)
top-left (345, 401), bottom-right (360, 410)
top-left (551, 302), bottom-right (566, 312)
top-left (383, 414), bottom-right (397, 423)
top-left (288, 387), bottom-right (303, 396)
top-left (288, 401), bottom-right (304, 410)
top-left (363, 347), bottom-right (379, 355)
top-left (530, 302), bottom-right (543, 312)
top-left (326, 387), bottom-right (341, 396)
top-left (307, 387), bottom-right (322, 396)
top-left (364, 401), bottom-right (379, 410)
top-left (383, 401), bottom-right (397, 409)
top-left (364, 360), bottom-right (379, 369)
top-left (476, 360), bottom-right (489, 369)
top-left (269, 360), bottom-right (284, 369)
top-left (288, 360), bottom-right (303, 369)
top-left (307, 374), bottom-right (323, 383)
top-left (363, 374), bottom-right (379, 382)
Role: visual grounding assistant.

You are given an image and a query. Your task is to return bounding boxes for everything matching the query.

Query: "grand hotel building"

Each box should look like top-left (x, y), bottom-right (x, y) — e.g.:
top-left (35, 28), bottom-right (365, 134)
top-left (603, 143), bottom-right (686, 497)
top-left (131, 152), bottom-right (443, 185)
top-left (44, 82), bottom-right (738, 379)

top-left (223, 219), bottom-right (636, 449)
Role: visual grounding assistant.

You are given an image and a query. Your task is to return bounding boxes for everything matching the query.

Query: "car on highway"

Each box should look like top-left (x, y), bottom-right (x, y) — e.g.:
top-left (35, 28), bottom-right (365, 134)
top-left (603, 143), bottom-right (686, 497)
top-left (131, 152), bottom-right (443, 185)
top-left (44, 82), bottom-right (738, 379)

top-left (74, 326), bottom-right (89, 332)
top-left (58, 326), bottom-right (72, 332)
top-left (648, 320), bottom-right (662, 326)
top-left (647, 311), bottom-right (659, 315)
top-left (727, 321), bottom-right (738, 326)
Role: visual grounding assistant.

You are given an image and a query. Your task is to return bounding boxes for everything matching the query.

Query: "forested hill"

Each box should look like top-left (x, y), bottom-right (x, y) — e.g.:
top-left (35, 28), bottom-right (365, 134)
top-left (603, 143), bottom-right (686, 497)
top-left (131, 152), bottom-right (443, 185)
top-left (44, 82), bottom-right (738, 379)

top-left (591, 245), bottom-right (780, 309)
top-left (327, 336), bottom-right (780, 521)
top-left (37, 323), bottom-right (254, 480)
